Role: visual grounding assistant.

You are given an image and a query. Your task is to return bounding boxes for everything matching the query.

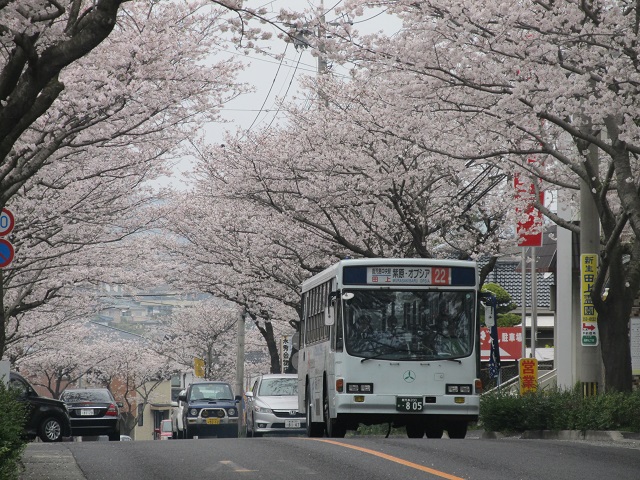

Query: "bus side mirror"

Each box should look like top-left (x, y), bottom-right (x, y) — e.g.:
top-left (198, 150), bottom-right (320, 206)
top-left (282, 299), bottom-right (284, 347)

top-left (325, 291), bottom-right (339, 326)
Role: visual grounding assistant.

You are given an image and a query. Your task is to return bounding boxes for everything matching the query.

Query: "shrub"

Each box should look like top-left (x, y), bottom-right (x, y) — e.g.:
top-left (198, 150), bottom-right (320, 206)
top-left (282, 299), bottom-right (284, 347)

top-left (0, 382), bottom-right (27, 480)
top-left (481, 283), bottom-right (519, 327)
top-left (480, 387), bottom-right (640, 433)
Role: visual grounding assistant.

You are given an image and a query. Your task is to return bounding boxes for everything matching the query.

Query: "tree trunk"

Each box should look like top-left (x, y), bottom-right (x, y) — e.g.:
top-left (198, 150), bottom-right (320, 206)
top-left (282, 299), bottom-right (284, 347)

top-left (598, 301), bottom-right (633, 393)
top-left (254, 319), bottom-right (280, 374)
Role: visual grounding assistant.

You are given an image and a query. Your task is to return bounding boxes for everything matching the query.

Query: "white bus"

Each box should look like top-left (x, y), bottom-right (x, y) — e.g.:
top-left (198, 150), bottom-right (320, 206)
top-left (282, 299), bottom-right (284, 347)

top-left (296, 258), bottom-right (494, 439)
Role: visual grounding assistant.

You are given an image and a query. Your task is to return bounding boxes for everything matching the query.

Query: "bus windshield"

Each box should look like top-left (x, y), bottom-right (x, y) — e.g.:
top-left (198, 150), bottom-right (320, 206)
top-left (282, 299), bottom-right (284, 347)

top-left (343, 290), bottom-right (475, 361)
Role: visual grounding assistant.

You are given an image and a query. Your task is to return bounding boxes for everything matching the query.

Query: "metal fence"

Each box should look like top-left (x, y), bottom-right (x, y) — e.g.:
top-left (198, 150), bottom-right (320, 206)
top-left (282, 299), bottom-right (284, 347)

top-left (481, 361), bottom-right (555, 392)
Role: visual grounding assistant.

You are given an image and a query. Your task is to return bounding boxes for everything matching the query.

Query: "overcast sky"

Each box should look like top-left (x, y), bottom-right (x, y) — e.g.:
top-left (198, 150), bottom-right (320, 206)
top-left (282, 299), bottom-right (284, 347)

top-left (161, 0), bottom-right (399, 188)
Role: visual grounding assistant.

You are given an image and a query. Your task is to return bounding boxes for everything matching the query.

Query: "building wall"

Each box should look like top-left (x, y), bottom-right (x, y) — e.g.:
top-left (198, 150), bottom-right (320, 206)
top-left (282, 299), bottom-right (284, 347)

top-left (132, 380), bottom-right (173, 441)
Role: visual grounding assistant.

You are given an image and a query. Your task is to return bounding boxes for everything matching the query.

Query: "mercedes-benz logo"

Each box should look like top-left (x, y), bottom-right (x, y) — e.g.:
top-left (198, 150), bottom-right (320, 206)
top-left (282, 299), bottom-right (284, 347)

top-left (403, 370), bottom-right (416, 383)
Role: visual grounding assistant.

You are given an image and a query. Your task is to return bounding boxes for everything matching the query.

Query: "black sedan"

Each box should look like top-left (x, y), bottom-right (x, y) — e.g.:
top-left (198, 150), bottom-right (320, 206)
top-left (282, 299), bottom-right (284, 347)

top-left (9, 371), bottom-right (72, 442)
top-left (59, 388), bottom-right (123, 441)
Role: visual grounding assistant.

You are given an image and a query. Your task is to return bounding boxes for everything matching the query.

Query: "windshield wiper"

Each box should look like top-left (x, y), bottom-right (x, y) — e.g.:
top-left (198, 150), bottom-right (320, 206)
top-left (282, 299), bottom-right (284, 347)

top-left (443, 358), bottom-right (462, 364)
top-left (360, 347), bottom-right (411, 363)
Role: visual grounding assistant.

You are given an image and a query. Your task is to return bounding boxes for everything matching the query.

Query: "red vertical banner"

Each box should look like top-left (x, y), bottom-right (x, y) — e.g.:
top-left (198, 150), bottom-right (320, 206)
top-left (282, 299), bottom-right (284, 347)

top-left (514, 166), bottom-right (543, 247)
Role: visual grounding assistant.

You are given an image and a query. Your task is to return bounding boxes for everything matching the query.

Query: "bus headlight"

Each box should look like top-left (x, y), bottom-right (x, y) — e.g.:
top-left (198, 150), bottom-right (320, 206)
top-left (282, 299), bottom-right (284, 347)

top-left (347, 383), bottom-right (373, 393)
top-left (446, 384), bottom-right (472, 395)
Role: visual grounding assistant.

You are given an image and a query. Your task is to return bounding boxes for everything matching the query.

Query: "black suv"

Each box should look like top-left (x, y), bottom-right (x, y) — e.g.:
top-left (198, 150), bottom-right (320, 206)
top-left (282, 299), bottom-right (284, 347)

top-left (179, 381), bottom-right (241, 439)
top-left (9, 371), bottom-right (72, 442)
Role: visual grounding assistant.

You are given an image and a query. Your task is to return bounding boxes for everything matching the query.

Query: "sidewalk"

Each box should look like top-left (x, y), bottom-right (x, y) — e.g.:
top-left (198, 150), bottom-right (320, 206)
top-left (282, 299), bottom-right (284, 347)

top-left (19, 443), bottom-right (85, 480)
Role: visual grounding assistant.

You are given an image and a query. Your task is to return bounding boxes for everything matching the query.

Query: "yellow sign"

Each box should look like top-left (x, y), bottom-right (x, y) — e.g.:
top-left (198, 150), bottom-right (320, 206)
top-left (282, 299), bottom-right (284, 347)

top-left (194, 357), bottom-right (205, 378)
top-left (519, 358), bottom-right (538, 395)
top-left (580, 254), bottom-right (599, 346)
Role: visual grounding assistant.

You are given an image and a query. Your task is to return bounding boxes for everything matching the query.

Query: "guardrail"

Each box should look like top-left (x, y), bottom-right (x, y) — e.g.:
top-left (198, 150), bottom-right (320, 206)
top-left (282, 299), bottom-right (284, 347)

top-left (483, 368), bottom-right (557, 395)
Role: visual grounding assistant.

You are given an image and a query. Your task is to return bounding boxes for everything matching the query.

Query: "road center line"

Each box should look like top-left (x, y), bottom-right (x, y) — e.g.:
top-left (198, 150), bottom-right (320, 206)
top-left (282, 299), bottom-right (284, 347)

top-left (308, 439), bottom-right (466, 480)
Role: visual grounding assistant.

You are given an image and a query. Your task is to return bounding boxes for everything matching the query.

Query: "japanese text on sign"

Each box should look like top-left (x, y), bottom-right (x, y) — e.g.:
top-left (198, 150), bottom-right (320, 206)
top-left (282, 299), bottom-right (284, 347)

top-left (281, 335), bottom-right (291, 372)
top-left (367, 267), bottom-right (450, 285)
top-left (519, 358), bottom-right (538, 395)
top-left (580, 254), bottom-right (599, 346)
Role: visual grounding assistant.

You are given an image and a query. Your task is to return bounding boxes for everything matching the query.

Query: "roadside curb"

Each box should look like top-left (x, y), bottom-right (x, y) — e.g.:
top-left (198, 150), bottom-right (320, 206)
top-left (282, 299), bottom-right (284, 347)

top-left (481, 430), bottom-right (640, 442)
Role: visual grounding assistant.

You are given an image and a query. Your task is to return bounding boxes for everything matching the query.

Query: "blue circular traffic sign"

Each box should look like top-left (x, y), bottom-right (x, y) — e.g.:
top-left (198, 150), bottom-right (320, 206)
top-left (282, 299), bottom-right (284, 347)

top-left (0, 208), bottom-right (15, 236)
top-left (0, 238), bottom-right (14, 268)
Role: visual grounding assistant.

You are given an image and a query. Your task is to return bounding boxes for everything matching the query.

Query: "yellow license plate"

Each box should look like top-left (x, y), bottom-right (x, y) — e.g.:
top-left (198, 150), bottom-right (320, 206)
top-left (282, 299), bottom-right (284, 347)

top-left (206, 418), bottom-right (220, 425)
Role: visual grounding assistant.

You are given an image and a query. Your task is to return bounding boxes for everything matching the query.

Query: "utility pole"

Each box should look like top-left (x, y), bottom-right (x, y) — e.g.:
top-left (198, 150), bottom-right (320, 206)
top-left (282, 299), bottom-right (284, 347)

top-left (556, 188), bottom-right (577, 388)
top-left (235, 310), bottom-right (245, 436)
top-left (577, 134), bottom-right (602, 394)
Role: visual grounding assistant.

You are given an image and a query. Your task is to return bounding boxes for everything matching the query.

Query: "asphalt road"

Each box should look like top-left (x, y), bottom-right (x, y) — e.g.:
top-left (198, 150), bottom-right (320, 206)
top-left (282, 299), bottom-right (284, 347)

top-left (19, 432), bottom-right (640, 480)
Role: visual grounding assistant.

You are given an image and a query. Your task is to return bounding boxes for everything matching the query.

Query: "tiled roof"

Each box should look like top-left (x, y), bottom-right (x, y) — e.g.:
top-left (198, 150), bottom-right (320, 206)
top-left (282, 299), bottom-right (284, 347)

top-left (485, 260), bottom-right (554, 309)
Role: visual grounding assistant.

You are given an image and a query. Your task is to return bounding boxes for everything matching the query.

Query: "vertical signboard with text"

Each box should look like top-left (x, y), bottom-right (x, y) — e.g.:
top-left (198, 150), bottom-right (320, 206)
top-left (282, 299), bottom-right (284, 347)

top-left (194, 357), bottom-right (205, 378)
top-left (514, 164), bottom-right (544, 247)
top-left (519, 358), bottom-right (538, 395)
top-left (280, 335), bottom-right (291, 373)
top-left (580, 254), bottom-right (599, 346)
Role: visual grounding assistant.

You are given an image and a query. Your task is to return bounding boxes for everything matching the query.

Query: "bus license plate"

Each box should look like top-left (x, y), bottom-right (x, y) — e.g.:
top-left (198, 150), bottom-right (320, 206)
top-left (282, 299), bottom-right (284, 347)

top-left (285, 420), bottom-right (301, 428)
top-left (206, 418), bottom-right (220, 425)
top-left (396, 397), bottom-right (423, 412)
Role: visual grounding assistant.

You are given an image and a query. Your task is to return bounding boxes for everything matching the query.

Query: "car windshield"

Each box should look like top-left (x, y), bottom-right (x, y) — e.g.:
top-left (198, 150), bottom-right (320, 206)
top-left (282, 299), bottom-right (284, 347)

top-left (161, 421), bottom-right (172, 432)
top-left (343, 289), bottom-right (475, 361)
top-left (61, 390), bottom-right (112, 403)
top-left (189, 384), bottom-right (233, 401)
top-left (258, 378), bottom-right (297, 396)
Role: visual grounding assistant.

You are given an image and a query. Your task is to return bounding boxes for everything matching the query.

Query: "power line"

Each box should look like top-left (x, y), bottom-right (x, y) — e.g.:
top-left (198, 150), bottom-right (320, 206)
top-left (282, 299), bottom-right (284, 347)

top-left (243, 43), bottom-right (290, 137)
top-left (263, 49), bottom-right (304, 132)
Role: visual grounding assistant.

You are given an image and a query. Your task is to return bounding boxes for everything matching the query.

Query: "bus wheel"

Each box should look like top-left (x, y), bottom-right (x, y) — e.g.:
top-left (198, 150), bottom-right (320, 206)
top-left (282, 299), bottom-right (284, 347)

top-left (306, 385), bottom-right (324, 437)
top-left (406, 422), bottom-right (424, 438)
top-left (323, 389), bottom-right (346, 438)
top-left (424, 422), bottom-right (444, 439)
top-left (446, 422), bottom-right (468, 439)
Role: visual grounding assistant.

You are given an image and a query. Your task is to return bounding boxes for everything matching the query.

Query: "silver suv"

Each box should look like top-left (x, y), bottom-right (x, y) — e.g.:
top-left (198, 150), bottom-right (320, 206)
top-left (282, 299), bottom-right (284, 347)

top-left (245, 374), bottom-right (305, 437)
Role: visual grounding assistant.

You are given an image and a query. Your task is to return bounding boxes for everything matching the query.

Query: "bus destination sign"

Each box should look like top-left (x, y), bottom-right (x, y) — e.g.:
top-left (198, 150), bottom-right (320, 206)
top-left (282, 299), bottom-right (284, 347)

top-left (367, 267), bottom-right (450, 285)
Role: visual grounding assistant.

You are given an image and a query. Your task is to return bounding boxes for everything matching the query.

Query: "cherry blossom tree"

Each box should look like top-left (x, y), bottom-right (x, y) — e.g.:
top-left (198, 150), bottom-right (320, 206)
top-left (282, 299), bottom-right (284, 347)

top-left (0, 0), bottom-right (297, 210)
top-left (158, 0), bottom-right (640, 392)
top-left (92, 337), bottom-right (176, 435)
top-left (0, 0), bottom-right (252, 359)
top-left (155, 298), bottom-right (240, 381)
top-left (155, 39), bottom-right (514, 372)
top-left (12, 320), bottom-right (109, 398)
top-left (309, 0), bottom-right (640, 391)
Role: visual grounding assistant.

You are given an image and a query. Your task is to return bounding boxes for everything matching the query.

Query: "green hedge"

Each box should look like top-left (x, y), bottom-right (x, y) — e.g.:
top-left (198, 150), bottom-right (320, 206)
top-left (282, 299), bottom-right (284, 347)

top-left (480, 387), bottom-right (640, 433)
top-left (0, 382), bottom-right (27, 480)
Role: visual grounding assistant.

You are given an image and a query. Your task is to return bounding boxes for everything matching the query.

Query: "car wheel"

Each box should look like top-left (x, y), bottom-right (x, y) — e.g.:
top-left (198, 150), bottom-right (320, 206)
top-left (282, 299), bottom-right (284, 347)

top-left (425, 422), bottom-right (444, 439)
top-left (246, 415), bottom-right (253, 437)
top-left (446, 421), bottom-right (468, 439)
top-left (108, 431), bottom-right (120, 441)
top-left (39, 417), bottom-right (63, 442)
top-left (406, 422), bottom-right (425, 438)
top-left (306, 385), bottom-right (324, 437)
top-left (185, 426), bottom-right (194, 439)
top-left (323, 388), bottom-right (346, 438)
top-left (251, 417), bottom-right (262, 438)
